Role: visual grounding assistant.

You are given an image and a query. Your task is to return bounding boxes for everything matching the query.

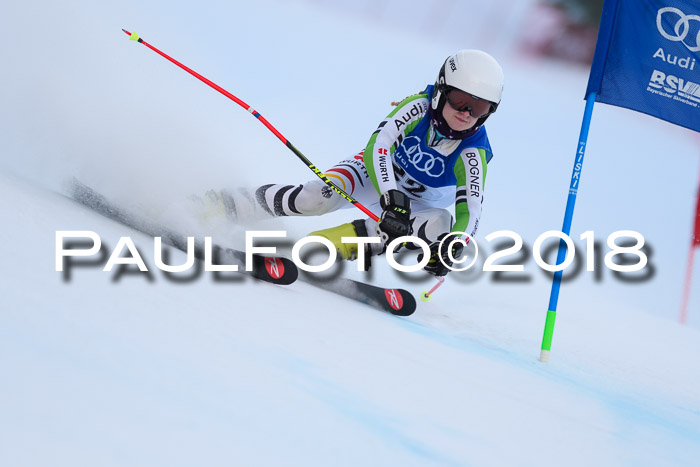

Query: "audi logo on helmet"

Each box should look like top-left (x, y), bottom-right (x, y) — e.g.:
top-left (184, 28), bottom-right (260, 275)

top-left (657, 7), bottom-right (700, 52)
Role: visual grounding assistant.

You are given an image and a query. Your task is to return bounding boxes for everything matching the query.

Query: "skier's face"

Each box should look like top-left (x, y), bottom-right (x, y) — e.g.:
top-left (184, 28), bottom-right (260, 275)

top-left (442, 101), bottom-right (478, 132)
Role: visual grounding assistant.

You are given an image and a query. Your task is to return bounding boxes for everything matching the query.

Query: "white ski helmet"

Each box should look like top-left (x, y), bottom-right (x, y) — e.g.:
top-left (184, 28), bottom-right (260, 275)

top-left (429, 49), bottom-right (504, 139)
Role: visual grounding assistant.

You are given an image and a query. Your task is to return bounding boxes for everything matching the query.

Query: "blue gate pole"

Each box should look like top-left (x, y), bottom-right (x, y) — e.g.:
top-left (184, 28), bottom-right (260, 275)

top-left (539, 92), bottom-right (597, 363)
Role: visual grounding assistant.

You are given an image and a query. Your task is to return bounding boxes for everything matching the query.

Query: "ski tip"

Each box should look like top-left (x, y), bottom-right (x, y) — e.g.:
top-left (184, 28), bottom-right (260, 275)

top-left (259, 256), bottom-right (298, 285)
top-left (386, 290), bottom-right (417, 316)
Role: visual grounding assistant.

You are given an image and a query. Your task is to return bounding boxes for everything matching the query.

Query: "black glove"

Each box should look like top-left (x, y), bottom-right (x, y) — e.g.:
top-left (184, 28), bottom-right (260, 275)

top-left (376, 189), bottom-right (412, 244)
top-left (419, 233), bottom-right (465, 277)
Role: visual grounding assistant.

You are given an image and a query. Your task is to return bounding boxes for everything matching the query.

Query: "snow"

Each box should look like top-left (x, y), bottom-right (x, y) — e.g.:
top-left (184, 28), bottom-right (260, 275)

top-left (1, 1), bottom-right (700, 466)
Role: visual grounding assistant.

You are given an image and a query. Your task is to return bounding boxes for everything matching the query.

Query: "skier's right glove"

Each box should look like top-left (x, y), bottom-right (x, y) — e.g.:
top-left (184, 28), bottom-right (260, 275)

top-left (376, 189), bottom-right (412, 245)
top-left (419, 233), bottom-right (465, 277)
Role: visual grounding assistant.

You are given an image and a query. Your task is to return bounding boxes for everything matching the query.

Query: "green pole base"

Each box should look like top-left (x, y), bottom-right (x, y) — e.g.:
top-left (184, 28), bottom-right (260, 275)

top-left (539, 310), bottom-right (557, 363)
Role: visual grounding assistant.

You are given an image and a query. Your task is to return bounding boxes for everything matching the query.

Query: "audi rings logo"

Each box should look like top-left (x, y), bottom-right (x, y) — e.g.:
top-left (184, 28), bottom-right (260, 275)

top-left (403, 136), bottom-right (446, 178)
top-left (657, 7), bottom-right (700, 52)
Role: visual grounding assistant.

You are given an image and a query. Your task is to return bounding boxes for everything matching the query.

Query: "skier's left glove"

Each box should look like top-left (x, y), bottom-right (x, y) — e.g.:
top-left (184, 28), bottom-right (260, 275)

top-left (419, 233), bottom-right (465, 277)
top-left (376, 189), bottom-right (412, 245)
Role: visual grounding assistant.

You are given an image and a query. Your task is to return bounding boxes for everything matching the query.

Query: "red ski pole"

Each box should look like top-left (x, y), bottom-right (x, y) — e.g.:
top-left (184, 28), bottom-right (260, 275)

top-left (122, 29), bottom-right (379, 222)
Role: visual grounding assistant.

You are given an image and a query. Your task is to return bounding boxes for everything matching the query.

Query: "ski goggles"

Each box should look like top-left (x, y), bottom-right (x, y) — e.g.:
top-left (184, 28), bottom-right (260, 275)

top-left (444, 87), bottom-right (495, 118)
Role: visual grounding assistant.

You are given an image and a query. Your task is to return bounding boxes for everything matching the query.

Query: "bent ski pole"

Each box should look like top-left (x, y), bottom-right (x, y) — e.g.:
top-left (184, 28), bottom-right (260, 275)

top-left (122, 29), bottom-right (379, 222)
top-left (420, 235), bottom-right (471, 301)
top-left (420, 276), bottom-right (445, 302)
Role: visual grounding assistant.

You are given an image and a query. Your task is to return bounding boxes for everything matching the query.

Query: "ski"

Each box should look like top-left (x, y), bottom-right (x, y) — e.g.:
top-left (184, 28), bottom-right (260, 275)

top-left (67, 180), bottom-right (298, 285)
top-left (66, 181), bottom-right (416, 312)
top-left (301, 276), bottom-right (417, 316)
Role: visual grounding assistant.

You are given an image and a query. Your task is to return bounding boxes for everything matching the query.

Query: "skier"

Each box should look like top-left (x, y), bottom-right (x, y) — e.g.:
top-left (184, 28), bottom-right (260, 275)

top-left (204, 49), bottom-right (503, 276)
